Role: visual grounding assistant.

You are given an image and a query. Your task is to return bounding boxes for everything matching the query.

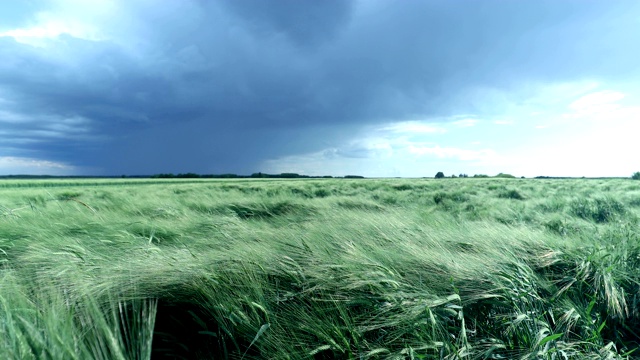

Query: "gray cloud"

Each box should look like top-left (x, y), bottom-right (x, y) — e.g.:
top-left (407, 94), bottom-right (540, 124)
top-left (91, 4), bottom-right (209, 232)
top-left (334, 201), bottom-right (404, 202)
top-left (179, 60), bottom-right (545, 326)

top-left (0, 0), bottom-right (638, 174)
top-left (219, 0), bottom-right (353, 47)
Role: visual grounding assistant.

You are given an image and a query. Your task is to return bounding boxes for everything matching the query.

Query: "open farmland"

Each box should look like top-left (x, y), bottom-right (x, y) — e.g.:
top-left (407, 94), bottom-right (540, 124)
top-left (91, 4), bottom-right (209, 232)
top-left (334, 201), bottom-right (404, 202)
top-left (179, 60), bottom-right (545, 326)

top-left (1, 178), bottom-right (640, 359)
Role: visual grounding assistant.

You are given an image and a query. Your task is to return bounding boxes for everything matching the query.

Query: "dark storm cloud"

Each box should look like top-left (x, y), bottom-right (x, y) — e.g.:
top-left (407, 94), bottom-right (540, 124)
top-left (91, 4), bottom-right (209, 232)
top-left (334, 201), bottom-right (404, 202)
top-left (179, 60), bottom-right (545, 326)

top-left (0, 0), bottom-right (638, 174)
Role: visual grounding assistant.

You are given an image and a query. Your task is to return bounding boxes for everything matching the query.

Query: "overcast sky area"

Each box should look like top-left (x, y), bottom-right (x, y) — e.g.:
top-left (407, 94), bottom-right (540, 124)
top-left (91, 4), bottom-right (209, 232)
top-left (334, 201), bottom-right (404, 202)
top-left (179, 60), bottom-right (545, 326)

top-left (1, 0), bottom-right (639, 177)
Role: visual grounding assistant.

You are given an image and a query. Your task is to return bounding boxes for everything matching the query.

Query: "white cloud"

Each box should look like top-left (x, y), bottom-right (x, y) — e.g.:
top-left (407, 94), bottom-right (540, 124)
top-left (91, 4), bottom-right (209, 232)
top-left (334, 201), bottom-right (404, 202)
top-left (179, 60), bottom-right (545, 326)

top-left (0, 18), bottom-right (103, 47)
top-left (0, 0), bottom-right (121, 47)
top-left (261, 136), bottom-right (499, 177)
top-left (567, 90), bottom-right (625, 118)
top-left (560, 89), bottom-right (640, 126)
top-left (381, 121), bottom-right (447, 134)
top-left (262, 81), bottom-right (640, 178)
top-left (451, 119), bottom-right (478, 127)
top-left (261, 143), bottom-right (501, 177)
top-left (407, 145), bottom-right (496, 161)
top-left (261, 149), bottom-right (383, 177)
top-left (0, 156), bottom-right (73, 175)
top-left (0, 110), bottom-right (30, 124)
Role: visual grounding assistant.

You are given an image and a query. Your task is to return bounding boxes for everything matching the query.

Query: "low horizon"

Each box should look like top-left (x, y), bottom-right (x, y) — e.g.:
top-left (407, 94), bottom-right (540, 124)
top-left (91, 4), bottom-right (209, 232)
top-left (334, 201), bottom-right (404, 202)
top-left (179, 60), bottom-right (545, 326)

top-left (1, 1), bottom-right (639, 177)
top-left (1, 172), bottom-right (637, 180)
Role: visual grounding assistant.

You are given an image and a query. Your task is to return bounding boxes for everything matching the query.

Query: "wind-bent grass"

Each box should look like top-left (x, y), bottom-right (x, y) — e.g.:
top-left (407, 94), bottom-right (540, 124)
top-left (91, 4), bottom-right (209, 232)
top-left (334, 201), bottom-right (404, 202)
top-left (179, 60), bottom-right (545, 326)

top-left (1, 178), bottom-right (639, 359)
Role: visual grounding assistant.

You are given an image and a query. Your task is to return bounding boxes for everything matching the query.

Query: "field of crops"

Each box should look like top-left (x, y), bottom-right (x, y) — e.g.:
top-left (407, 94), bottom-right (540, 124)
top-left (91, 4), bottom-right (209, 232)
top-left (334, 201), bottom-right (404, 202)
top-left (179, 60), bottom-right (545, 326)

top-left (1, 178), bottom-right (640, 359)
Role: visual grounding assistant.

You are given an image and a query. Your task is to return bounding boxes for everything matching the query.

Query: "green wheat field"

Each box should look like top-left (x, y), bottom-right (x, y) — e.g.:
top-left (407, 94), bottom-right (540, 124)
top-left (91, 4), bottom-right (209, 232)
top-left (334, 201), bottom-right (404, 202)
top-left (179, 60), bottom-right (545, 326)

top-left (1, 178), bottom-right (640, 359)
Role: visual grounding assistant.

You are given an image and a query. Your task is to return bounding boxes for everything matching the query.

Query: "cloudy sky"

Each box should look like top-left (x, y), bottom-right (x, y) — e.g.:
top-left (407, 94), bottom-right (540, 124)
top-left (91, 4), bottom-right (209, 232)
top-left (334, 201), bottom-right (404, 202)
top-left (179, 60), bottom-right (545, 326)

top-left (1, 0), bottom-right (639, 177)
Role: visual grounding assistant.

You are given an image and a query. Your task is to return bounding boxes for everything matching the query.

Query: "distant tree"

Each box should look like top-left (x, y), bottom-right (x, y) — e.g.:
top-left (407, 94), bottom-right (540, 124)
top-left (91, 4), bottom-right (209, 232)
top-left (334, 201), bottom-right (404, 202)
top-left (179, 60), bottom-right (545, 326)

top-left (495, 173), bottom-right (516, 179)
top-left (473, 174), bottom-right (489, 178)
top-left (632, 172), bottom-right (640, 180)
top-left (344, 175), bottom-right (365, 179)
top-left (435, 172), bottom-right (445, 179)
top-left (451, 174), bottom-right (457, 178)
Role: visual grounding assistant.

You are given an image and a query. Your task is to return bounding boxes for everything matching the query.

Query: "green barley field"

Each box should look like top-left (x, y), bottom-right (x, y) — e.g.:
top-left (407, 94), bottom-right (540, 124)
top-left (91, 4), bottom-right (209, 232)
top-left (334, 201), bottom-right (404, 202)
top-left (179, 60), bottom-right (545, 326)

top-left (1, 178), bottom-right (640, 359)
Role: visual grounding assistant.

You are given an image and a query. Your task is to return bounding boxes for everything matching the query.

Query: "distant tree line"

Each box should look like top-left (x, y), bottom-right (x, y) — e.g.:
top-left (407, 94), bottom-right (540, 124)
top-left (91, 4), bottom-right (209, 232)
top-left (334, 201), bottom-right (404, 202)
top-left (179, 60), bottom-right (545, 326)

top-left (8, 171), bottom-right (639, 180)
top-left (153, 173), bottom-right (201, 178)
top-left (434, 172), bottom-right (515, 179)
top-left (151, 173), bottom-right (361, 179)
top-left (433, 172), bottom-right (640, 180)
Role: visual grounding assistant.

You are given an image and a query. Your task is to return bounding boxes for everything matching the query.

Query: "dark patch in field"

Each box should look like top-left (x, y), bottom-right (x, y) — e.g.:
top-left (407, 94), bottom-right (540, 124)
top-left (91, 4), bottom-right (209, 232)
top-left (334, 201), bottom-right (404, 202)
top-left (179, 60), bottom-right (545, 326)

top-left (187, 201), bottom-right (315, 220)
top-left (544, 218), bottom-right (580, 236)
top-left (570, 197), bottom-right (627, 223)
top-left (172, 188), bottom-right (191, 195)
top-left (56, 191), bottom-right (83, 200)
top-left (391, 184), bottom-right (413, 191)
top-left (312, 188), bottom-right (331, 198)
top-left (336, 199), bottom-right (385, 211)
top-left (224, 185), bottom-right (265, 194)
top-left (290, 187), bottom-right (313, 198)
top-left (371, 193), bottom-right (398, 205)
top-left (152, 300), bottom-right (239, 359)
top-left (497, 189), bottom-right (526, 200)
top-left (454, 241), bottom-right (477, 253)
top-left (433, 191), bottom-right (469, 205)
top-left (287, 186), bottom-right (333, 199)
top-left (229, 201), bottom-right (315, 219)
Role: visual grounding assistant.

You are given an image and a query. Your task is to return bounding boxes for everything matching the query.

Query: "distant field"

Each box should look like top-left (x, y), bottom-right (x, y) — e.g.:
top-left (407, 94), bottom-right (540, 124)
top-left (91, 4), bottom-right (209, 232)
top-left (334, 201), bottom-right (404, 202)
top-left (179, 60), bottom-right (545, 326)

top-left (1, 178), bottom-right (640, 359)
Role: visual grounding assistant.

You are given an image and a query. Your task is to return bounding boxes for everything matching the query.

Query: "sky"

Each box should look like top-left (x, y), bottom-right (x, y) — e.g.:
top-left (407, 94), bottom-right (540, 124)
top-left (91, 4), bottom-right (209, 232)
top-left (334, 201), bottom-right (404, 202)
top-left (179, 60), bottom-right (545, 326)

top-left (1, 0), bottom-right (639, 177)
